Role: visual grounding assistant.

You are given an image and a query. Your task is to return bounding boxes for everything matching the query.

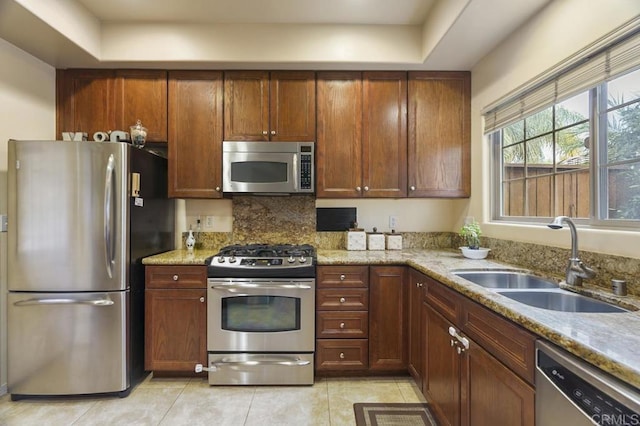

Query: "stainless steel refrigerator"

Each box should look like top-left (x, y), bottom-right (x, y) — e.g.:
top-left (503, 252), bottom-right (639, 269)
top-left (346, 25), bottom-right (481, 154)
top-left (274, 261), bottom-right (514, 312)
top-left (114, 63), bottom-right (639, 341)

top-left (7, 140), bottom-right (174, 399)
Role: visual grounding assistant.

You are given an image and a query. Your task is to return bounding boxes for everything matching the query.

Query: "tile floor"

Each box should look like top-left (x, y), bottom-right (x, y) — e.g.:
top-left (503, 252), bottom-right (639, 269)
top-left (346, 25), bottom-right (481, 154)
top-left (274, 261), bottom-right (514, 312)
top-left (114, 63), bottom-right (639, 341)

top-left (0, 375), bottom-right (425, 426)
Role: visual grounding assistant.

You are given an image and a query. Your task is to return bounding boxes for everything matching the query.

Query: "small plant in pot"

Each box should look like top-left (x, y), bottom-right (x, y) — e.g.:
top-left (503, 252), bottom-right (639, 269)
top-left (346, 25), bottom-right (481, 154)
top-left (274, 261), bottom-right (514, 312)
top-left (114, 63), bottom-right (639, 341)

top-left (459, 220), bottom-right (490, 259)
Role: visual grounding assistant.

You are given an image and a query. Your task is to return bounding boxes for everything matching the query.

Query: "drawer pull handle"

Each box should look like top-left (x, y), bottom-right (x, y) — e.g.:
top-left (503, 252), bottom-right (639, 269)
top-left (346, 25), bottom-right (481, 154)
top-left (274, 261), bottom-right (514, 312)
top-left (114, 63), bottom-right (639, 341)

top-left (339, 352), bottom-right (345, 359)
top-left (199, 297), bottom-right (205, 303)
top-left (340, 322), bottom-right (345, 329)
top-left (339, 297), bottom-right (346, 303)
top-left (173, 275), bottom-right (179, 281)
top-left (340, 274), bottom-right (346, 281)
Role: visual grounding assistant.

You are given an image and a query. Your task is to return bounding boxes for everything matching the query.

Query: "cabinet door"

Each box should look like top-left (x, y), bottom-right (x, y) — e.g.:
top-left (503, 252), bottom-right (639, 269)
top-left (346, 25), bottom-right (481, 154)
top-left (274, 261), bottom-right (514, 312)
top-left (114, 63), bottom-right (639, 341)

top-left (270, 71), bottom-right (316, 141)
top-left (408, 269), bottom-right (426, 387)
top-left (115, 70), bottom-right (168, 142)
top-left (56, 69), bottom-right (117, 139)
top-left (362, 72), bottom-right (407, 197)
top-left (316, 72), bottom-right (363, 198)
top-left (462, 341), bottom-right (535, 426)
top-left (369, 266), bottom-right (408, 371)
top-left (168, 71), bottom-right (224, 198)
top-left (144, 288), bottom-right (207, 372)
top-left (224, 71), bottom-right (270, 141)
top-left (423, 303), bottom-right (460, 426)
top-left (408, 72), bottom-right (470, 197)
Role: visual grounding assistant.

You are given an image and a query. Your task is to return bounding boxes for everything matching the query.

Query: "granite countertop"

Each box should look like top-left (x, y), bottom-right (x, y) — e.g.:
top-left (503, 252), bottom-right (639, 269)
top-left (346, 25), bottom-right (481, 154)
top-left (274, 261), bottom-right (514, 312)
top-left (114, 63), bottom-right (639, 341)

top-left (143, 247), bottom-right (640, 390)
top-left (142, 249), bottom-right (217, 265)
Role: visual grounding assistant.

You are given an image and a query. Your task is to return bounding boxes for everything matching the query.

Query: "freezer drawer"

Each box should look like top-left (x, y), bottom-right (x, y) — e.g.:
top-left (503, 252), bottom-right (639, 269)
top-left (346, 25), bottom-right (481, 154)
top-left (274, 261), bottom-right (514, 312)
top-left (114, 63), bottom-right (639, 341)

top-left (8, 291), bottom-right (128, 396)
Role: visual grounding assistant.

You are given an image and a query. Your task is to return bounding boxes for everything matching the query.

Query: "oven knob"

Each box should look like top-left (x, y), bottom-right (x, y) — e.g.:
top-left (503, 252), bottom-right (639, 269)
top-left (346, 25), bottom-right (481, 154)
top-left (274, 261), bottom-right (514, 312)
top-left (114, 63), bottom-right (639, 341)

top-left (228, 256), bottom-right (237, 263)
top-left (217, 257), bottom-right (225, 263)
top-left (288, 256), bottom-right (296, 263)
top-left (299, 256), bottom-right (307, 263)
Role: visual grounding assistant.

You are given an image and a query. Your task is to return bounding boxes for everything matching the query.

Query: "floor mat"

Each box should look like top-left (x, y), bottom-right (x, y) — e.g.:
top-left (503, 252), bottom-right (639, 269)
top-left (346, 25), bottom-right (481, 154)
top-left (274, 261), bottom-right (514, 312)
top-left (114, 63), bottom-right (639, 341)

top-left (353, 402), bottom-right (438, 426)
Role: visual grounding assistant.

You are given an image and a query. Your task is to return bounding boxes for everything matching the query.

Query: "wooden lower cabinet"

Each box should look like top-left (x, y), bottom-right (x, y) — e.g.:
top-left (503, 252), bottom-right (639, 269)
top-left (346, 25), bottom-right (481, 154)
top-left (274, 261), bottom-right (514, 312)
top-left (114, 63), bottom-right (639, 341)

top-left (424, 303), bottom-right (461, 426)
top-left (463, 341), bottom-right (535, 426)
top-left (369, 266), bottom-right (408, 372)
top-left (145, 265), bottom-right (207, 373)
top-left (422, 274), bottom-right (535, 426)
top-left (408, 269), bottom-right (426, 387)
top-left (316, 266), bottom-right (370, 372)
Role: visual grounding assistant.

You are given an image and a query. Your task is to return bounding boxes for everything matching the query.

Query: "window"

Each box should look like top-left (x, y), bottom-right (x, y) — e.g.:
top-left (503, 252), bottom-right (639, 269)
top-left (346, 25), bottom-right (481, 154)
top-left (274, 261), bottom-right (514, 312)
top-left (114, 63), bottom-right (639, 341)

top-left (486, 29), bottom-right (640, 227)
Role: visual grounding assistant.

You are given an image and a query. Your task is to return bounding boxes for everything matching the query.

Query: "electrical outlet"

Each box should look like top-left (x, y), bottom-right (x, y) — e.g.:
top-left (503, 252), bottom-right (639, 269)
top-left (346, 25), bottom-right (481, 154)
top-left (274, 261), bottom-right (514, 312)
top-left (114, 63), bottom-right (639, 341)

top-left (205, 215), bottom-right (214, 229)
top-left (389, 215), bottom-right (398, 229)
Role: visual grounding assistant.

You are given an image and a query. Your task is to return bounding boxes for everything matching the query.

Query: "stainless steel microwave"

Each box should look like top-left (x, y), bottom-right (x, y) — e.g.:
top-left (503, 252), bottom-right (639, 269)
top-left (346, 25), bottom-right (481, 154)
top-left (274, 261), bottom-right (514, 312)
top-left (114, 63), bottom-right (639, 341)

top-left (222, 141), bottom-right (314, 194)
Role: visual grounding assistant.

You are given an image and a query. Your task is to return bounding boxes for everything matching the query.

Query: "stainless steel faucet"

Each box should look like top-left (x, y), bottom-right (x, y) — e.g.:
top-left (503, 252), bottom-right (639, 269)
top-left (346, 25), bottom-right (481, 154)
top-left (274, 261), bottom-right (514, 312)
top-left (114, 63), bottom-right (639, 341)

top-left (547, 216), bottom-right (595, 286)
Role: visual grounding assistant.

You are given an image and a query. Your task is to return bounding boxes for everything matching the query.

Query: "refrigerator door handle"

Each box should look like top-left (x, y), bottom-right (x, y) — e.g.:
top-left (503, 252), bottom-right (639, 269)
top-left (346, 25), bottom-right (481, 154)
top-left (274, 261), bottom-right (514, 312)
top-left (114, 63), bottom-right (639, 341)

top-left (13, 297), bottom-right (115, 307)
top-left (104, 154), bottom-right (116, 278)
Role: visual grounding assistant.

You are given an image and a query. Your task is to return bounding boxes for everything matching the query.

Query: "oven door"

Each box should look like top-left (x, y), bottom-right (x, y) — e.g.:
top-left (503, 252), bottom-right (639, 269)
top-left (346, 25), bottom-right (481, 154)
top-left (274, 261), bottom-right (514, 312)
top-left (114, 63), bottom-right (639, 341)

top-left (207, 278), bottom-right (315, 352)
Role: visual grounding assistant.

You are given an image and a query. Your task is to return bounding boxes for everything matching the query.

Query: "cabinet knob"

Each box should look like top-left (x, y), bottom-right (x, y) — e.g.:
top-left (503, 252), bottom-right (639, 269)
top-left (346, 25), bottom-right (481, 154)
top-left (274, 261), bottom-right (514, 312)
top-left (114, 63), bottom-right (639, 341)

top-left (457, 346), bottom-right (464, 355)
top-left (270, 130), bottom-right (276, 135)
top-left (172, 275), bottom-right (179, 281)
top-left (215, 186), bottom-right (221, 192)
top-left (262, 130), bottom-right (268, 135)
top-left (339, 274), bottom-right (346, 281)
top-left (451, 339), bottom-right (455, 347)
top-left (199, 297), bottom-right (205, 303)
top-left (339, 297), bottom-right (346, 303)
top-left (364, 186), bottom-right (369, 191)
top-left (356, 186), bottom-right (361, 192)
top-left (340, 322), bottom-right (345, 329)
top-left (416, 282), bottom-right (423, 288)
top-left (339, 352), bottom-right (345, 359)
top-left (410, 186), bottom-right (416, 191)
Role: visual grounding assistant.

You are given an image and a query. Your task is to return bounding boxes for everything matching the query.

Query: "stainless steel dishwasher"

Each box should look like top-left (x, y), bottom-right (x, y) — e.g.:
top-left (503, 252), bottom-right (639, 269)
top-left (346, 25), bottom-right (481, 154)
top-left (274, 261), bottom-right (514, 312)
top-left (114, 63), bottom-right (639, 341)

top-left (536, 340), bottom-right (640, 425)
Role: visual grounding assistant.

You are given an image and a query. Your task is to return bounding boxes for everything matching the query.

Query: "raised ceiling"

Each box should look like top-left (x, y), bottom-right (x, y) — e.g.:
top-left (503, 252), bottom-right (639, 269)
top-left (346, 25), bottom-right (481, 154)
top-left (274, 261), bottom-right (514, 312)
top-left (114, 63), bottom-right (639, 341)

top-left (0, 0), bottom-right (551, 70)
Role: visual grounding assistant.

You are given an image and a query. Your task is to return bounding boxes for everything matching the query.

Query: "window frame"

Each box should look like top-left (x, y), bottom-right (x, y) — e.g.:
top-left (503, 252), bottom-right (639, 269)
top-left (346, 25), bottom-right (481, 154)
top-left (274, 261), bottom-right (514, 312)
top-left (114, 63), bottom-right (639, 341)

top-left (491, 79), bottom-right (640, 229)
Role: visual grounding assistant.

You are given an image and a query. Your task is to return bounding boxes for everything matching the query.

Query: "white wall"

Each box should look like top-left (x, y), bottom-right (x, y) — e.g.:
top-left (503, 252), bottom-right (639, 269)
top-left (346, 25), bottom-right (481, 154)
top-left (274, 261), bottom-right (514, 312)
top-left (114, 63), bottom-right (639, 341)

top-left (0, 37), bottom-right (56, 394)
top-left (470, 0), bottom-right (640, 258)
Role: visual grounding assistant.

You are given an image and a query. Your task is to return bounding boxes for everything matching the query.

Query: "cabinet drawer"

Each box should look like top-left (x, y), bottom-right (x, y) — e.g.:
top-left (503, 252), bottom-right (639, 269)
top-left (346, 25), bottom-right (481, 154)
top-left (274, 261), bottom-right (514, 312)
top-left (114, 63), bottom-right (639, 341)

top-left (145, 265), bottom-right (207, 289)
top-left (317, 289), bottom-right (369, 310)
top-left (462, 300), bottom-right (536, 385)
top-left (424, 277), bottom-right (464, 325)
top-left (317, 266), bottom-right (369, 288)
top-left (316, 339), bottom-right (368, 370)
top-left (316, 311), bottom-right (368, 338)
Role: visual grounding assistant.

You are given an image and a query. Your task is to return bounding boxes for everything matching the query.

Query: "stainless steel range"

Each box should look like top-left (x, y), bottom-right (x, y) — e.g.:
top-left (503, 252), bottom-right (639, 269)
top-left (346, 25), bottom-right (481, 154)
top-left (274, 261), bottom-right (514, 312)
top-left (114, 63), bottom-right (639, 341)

top-left (203, 244), bottom-right (316, 385)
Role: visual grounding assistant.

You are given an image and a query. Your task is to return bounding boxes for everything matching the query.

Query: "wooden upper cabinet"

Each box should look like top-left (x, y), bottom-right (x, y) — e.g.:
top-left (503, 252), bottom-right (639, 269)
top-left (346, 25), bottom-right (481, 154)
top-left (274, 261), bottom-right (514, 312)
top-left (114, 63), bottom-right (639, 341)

top-left (270, 71), bottom-right (316, 141)
top-left (56, 69), bottom-right (117, 139)
top-left (363, 72), bottom-right (408, 198)
top-left (168, 71), bottom-right (224, 198)
top-left (114, 70), bottom-right (168, 142)
top-left (408, 71), bottom-right (470, 198)
top-left (56, 69), bottom-right (168, 142)
top-left (224, 71), bottom-right (270, 141)
top-left (316, 72), bottom-right (363, 198)
top-left (316, 71), bottom-right (407, 198)
top-left (223, 71), bottom-right (315, 141)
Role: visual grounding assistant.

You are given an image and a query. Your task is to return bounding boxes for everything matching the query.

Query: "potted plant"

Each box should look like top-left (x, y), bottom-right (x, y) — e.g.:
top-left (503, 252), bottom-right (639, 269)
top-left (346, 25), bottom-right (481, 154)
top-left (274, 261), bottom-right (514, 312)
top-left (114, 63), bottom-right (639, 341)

top-left (459, 220), bottom-right (490, 259)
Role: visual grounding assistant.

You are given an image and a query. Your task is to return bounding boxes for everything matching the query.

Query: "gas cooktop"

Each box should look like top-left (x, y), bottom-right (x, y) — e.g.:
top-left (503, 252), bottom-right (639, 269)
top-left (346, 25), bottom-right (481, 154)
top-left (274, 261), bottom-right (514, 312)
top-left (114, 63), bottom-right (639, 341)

top-left (207, 244), bottom-right (316, 278)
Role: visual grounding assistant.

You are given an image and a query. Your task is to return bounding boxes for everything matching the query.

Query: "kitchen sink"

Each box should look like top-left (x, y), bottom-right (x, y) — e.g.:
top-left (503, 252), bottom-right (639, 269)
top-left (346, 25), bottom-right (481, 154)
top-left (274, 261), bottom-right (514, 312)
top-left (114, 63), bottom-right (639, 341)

top-left (497, 290), bottom-right (628, 313)
top-left (453, 270), bottom-right (558, 289)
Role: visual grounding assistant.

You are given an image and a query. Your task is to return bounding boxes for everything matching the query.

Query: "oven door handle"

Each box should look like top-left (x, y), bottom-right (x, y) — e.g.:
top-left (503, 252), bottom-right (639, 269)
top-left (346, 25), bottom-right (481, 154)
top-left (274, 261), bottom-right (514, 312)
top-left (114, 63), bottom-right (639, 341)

top-left (211, 358), bottom-right (311, 368)
top-left (211, 283), bottom-right (312, 291)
